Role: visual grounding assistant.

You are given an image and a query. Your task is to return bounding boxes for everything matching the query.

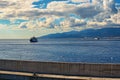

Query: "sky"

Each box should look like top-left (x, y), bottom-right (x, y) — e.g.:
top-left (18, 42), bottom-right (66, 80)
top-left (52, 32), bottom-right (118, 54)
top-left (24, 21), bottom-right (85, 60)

top-left (0, 0), bottom-right (120, 39)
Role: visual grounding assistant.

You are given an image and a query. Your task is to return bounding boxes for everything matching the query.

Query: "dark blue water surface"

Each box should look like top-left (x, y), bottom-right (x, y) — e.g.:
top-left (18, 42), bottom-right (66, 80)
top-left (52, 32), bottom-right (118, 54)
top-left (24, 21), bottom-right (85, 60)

top-left (0, 39), bottom-right (120, 63)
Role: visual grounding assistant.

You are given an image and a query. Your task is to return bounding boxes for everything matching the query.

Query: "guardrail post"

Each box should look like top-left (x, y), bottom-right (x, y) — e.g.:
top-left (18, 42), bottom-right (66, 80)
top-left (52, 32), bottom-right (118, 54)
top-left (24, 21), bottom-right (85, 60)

top-left (29, 73), bottom-right (38, 80)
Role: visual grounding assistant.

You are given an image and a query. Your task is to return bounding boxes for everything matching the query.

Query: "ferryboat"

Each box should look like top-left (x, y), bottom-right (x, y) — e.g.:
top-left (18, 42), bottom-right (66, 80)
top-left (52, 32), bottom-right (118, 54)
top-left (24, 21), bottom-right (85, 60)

top-left (30, 37), bottom-right (38, 43)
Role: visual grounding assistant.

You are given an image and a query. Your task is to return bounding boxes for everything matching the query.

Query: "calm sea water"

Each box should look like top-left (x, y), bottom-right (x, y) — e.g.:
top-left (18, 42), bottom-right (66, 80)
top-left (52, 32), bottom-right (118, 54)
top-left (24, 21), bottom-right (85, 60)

top-left (0, 39), bottom-right (120, 63)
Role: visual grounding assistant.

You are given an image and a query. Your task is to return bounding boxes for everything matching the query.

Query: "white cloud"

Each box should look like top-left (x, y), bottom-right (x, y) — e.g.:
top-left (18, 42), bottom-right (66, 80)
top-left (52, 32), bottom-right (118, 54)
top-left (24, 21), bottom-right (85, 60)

top-left (0, 0), bottom-right (38, 19)
top-left (71, 0), bottom-right (90, 3)
top-left (60, 18), bottom-right (86, 27)
top-left (0, 24), bottom-right (7, 29)
top-left (111, 12), bottom-right (120, 24)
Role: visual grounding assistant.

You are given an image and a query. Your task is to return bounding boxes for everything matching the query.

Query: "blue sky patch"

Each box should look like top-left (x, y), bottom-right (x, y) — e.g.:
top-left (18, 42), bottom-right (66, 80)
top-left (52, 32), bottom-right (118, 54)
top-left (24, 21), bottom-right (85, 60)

top-left (115, 0), bottom-right (120, 3)
top-left (38, 17), bottom-right (46, 22)
top-left (13, 19), bottom-right (28, 25)
top-left (53, 18), bottom-right (65, 26)
top-left (0, 19), bottom-right (10, 25)
top-left (32, 0), bottom-right (68, 9)
top-left (69, 14), bottom-right (81, 19)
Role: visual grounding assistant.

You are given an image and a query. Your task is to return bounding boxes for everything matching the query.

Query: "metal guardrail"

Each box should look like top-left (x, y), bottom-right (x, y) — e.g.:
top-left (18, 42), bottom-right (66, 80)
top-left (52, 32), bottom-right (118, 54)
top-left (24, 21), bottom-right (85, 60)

top-left (0, 70), bottom-right (90, 80)
top-left (0, 59), bottom-right (120, 78)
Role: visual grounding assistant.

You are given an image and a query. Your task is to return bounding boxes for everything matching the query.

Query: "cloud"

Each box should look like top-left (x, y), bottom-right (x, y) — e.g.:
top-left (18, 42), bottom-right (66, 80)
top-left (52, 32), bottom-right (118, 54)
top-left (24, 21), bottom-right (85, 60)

top-left (103, 0), bottom-right (117, 13)
top-left (0, 0), bottom-right (119, 34)
top-left (60, 18), bottom-right (87, 28)
top-left (22, 0), bottom-right (119, 30)
top-left (0, 24), bottom-right (7, 29)
top-left (0, 1), bottom-right (9, 8)
top-left (18, 16), bottom-right (59, 29)
top-left (111, 12), bottom-right (120, 24)
top-left (0, 1), bottom-right (97, 19)
top-left (71, 0), bottom-right (90, 3)
top-left (74, 5), bottom-right (102, 18)
top-left (0, 0), bottom-right (38, 18)
top-left (0, 0), bottom-right (116, 20)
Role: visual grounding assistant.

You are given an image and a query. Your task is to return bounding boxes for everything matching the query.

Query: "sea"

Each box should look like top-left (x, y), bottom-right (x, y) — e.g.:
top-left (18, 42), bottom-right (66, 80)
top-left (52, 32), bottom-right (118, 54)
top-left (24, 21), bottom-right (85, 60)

top-left (0, 39), bottom-right (120, 63)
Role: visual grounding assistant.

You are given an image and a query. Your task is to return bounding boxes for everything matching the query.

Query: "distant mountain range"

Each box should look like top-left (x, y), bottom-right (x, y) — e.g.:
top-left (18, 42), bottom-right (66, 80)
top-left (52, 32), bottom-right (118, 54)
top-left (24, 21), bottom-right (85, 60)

top-left (39, 28), bottom-right (120, 39)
